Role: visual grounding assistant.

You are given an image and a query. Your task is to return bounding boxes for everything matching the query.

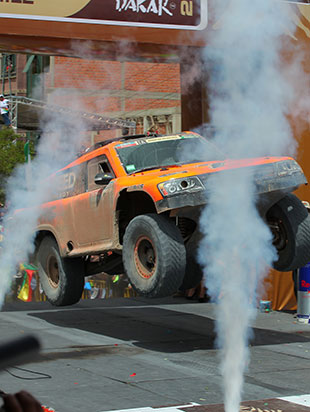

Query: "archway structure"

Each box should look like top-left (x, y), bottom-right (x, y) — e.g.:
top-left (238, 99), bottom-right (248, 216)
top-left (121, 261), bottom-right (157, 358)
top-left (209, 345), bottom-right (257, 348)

top-left (0, 2), bottom-right (309, 128)
top-left (0, 2), bottom-right (309, 131)
top-left (0, 0), bottom-right (207, 58)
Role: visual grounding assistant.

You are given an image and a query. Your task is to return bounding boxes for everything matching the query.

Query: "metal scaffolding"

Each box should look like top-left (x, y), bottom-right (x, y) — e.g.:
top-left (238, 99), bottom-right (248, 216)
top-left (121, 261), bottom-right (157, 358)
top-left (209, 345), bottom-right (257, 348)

top-left (7, 96), bottom-right (136, 132)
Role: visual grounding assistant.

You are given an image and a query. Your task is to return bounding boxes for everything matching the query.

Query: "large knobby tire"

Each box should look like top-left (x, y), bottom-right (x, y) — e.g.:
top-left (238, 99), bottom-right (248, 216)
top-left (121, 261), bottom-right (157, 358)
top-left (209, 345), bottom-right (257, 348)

top-left (122, 214), bottom-right (186, 298)
top-left (267, 194), bottom-right (310, 272)
top-left (36, 236), bottom-right (85, 306)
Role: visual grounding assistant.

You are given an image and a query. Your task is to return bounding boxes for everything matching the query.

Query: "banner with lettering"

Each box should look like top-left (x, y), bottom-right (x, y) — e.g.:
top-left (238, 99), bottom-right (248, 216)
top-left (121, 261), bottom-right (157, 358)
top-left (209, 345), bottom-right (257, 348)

top-left (0, 0), bottom-right (207, 30)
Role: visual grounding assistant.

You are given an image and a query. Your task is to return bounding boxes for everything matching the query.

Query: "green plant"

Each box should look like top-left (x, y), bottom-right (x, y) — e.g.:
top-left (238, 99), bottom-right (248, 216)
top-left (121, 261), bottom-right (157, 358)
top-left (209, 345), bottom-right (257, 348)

top-left (0, 128), bottom-right (33, 204)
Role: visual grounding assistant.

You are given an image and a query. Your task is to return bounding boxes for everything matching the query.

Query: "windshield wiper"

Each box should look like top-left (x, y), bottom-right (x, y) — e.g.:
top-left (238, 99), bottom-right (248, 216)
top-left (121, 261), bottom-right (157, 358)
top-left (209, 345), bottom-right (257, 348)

top-left (130, 164), bottom-right (181, 174)
top-left (130, 166), bottom-right (161, 174)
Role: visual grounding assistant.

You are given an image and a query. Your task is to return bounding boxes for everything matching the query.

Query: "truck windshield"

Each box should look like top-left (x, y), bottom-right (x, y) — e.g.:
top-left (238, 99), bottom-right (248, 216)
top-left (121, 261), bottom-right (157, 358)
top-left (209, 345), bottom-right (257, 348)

top-left (115, 134), bottom-right (225, 174)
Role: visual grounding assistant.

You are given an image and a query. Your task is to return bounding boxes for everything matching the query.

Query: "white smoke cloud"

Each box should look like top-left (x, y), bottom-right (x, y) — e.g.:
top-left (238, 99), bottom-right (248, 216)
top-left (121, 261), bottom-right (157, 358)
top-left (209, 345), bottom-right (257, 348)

top-left (0, 82), bottom-right (88, 308)
top-left (198, 1), bottom-right (302, 411)
top-left (205, 0), bottom-right (300, 156)
top-left (199, 168), bottom-right (275, 412)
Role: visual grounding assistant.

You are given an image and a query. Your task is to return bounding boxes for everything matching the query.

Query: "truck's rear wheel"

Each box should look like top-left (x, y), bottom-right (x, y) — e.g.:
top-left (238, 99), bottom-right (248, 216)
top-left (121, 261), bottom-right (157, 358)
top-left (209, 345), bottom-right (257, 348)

top-left (36, 236), bottom-right (84, 306)
top-left (267, 194), bottom-right (310, 271)
top-left (122, 214), bottom-right (186, 297)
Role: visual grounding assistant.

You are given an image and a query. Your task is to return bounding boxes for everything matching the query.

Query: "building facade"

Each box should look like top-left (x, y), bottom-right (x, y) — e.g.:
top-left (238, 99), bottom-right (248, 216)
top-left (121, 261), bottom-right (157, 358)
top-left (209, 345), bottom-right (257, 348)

top-left (1, 53), bottom-right (182, 144)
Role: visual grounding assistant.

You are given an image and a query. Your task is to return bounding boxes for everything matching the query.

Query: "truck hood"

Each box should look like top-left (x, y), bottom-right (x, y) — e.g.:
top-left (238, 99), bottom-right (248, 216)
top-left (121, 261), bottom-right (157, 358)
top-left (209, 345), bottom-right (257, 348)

top-left (119, 155), bottom-right (305, 185)
top-left (115, 155), bottom-right (307, 207)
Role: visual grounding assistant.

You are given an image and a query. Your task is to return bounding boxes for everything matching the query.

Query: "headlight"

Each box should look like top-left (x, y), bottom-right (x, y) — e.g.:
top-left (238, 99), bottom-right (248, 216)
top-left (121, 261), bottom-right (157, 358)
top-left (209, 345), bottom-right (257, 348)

top-left (158, 176), bottom-right (204, 197)
top-left (255, 160), bottom-right (303, 181)
top-left (276, 159), bottom-right (302, 176)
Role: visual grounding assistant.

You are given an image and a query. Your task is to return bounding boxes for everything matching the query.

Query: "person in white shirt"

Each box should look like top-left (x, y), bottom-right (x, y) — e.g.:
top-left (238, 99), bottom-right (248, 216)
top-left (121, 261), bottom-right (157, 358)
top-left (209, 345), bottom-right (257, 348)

top-left (0, 95), bottom-right (11, 127)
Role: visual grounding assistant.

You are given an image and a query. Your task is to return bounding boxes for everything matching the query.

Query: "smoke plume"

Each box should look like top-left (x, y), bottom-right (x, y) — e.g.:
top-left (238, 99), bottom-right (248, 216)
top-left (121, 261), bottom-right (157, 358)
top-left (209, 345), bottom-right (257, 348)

top-left (0, 89), bottom-right (88, 308)
top-left (198, 1), bottom-right (302, 411)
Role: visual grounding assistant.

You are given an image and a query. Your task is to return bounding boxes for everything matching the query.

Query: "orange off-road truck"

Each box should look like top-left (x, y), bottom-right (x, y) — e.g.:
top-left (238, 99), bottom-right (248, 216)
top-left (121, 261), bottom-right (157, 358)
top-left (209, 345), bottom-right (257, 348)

top-left (32, 131), bottom-right (310, 306)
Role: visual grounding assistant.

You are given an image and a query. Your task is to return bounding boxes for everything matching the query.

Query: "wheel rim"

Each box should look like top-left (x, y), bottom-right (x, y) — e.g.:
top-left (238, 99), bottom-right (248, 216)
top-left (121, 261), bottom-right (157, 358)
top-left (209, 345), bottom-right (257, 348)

top-left (134, 236), bottom-right (156, 279)
top-left (46, 254), bottom-right (60, 289)
top-left (268, 218), bottom-right (287, 251)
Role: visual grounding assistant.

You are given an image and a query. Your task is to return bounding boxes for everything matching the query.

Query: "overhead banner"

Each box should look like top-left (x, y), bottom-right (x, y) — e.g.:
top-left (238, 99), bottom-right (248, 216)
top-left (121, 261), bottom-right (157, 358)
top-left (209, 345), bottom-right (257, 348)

top-left (0, 0), bottom-right (207, 30)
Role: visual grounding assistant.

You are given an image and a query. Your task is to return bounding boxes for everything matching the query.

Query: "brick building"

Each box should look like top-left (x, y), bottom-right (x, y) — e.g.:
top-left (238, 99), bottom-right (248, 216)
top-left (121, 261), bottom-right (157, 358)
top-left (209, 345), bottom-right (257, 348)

top-left (0, 54), bottom-right (28, 97)
top-left (1, 53), bottom-right (182, 144)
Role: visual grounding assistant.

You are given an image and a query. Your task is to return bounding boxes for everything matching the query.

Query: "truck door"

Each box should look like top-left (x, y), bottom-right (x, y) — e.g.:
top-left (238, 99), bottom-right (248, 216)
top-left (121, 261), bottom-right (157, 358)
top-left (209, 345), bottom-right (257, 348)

top-left (72, 154), bottom-right (115, 247)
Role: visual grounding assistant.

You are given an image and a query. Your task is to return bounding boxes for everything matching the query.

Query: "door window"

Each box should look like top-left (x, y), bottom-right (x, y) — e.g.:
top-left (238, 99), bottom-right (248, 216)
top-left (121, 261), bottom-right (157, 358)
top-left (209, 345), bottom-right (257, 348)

top-left (87, 155), bottom-right (114, 192)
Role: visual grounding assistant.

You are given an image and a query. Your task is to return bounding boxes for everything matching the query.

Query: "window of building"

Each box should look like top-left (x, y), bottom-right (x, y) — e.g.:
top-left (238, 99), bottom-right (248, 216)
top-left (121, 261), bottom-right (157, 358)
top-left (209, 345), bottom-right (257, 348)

top-left (1, 54), bottom-right (16, 78)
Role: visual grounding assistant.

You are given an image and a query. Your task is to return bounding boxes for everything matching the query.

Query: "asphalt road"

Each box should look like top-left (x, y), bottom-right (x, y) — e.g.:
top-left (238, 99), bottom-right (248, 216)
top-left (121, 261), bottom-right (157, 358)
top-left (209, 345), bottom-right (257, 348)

top-left (0, 296), bottom-right (309, 412)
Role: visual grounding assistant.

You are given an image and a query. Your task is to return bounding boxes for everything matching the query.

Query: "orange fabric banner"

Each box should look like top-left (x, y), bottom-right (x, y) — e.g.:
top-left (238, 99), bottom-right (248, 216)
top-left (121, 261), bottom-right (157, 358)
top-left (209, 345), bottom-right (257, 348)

top-left (262, 269), bottom-right (296, 311)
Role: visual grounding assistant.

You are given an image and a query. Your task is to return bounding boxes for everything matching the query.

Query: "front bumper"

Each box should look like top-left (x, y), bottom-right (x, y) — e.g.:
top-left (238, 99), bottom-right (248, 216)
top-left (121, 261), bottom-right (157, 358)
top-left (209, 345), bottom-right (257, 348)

top-left (156, 191), bottom-right (207, 212)
top-left (255, 171), bottom-right (307, 194)
top-left (156, 171), bottom-right (307, 213)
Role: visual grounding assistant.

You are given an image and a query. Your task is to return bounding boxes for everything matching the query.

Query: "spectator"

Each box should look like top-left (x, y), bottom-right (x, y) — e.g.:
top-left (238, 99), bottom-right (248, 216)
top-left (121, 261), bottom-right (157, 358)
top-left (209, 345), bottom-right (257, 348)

top-left (186, 278), bottom-right (209, 303)
top-left (0, 95), bottom-right (11, 127)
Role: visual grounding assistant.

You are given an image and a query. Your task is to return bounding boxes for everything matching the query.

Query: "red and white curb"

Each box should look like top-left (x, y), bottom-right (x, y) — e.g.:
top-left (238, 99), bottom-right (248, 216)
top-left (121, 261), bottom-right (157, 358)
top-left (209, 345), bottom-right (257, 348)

top-left (102, 404), bottom-right (199, 412)
top-left (101, 395), bottom-right (310, 412)
top-left (279, 394), bottom-right (310, 408)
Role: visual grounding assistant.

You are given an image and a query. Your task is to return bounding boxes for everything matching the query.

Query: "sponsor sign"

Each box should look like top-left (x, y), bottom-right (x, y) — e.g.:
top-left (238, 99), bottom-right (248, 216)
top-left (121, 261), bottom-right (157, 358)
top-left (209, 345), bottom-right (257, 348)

top-left (299, 262), bottom-right (310, 292)
top-left (0, 0), bottom-right (207, 30)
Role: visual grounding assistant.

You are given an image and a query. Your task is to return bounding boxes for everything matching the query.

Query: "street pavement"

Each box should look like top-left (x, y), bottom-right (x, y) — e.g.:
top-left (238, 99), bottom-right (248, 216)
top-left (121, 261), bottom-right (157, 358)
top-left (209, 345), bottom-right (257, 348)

top-left (0, 296), bottom-right (310, 412)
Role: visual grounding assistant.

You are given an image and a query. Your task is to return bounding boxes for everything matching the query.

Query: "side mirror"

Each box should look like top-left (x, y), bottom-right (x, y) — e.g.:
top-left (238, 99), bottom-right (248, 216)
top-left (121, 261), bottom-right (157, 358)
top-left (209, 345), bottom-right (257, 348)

top-left (94, 172), bottom-right (114, 185)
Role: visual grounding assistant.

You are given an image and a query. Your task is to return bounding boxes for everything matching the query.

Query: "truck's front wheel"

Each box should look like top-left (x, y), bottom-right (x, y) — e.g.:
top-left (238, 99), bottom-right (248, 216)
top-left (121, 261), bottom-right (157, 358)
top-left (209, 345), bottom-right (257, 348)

top-left (122, 214), bottom-right (186, 297)
top-left (36, 236), bottom-right (85, 306)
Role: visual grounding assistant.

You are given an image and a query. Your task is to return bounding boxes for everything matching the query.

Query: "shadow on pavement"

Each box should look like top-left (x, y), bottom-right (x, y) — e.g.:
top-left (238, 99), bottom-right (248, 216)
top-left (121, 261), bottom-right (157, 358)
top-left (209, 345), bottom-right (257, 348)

top-left (17, 299), bottom-right (310, 354)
